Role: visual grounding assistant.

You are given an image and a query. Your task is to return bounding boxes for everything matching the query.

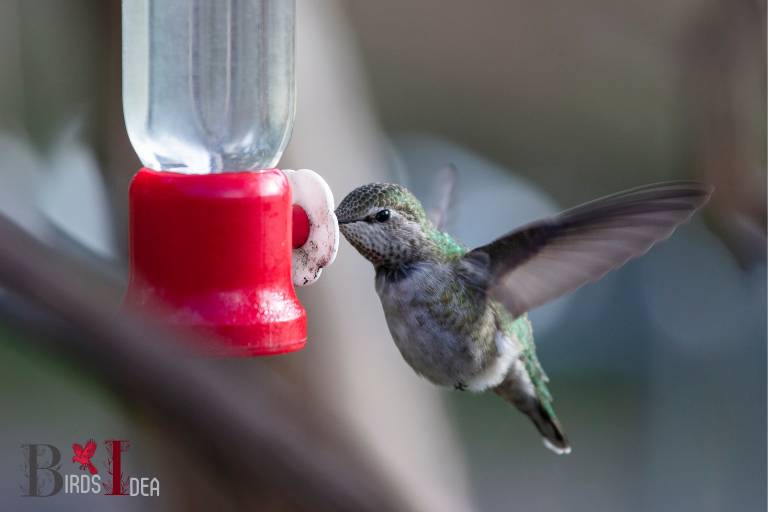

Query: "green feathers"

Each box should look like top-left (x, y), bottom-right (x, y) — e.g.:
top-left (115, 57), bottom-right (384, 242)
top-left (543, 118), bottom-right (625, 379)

top-left (426, 228), bottom-right (466, 260)
top-left (498, 308), bottom-right (557, 418)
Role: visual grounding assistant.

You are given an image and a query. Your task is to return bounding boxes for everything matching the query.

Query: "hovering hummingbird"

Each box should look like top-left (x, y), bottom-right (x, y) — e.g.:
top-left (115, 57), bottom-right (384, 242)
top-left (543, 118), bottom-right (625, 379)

top-left (335, 175), bottom-right (711, 454)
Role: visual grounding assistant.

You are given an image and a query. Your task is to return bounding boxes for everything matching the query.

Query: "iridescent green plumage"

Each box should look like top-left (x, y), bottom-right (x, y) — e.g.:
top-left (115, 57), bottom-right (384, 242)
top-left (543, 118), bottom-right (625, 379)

top-left (496, 306), bottom-right (556, 419)
top-left (427, 229), bottom-right (465, 260)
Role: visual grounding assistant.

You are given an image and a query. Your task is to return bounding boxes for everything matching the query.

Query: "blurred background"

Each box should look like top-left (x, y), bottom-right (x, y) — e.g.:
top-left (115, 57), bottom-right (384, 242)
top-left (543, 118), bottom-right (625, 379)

top-left (0, 0), bottom-right (765, 511)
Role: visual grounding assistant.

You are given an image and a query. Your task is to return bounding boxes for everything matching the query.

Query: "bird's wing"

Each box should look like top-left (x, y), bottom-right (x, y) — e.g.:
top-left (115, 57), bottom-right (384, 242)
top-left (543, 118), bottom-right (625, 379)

top-left (464, 182), bottom-right (712, 318)
top-left (83, 439), bottom-right (97, 458)
top-left (427, 164), bottom-right (457, 230)
top-left (72, 443), bottom-right (83, 456)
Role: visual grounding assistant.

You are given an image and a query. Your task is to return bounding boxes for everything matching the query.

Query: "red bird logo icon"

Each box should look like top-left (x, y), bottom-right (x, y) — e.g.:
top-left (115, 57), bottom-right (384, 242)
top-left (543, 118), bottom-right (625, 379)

top-left (72, 439), bottom-right (98, 475)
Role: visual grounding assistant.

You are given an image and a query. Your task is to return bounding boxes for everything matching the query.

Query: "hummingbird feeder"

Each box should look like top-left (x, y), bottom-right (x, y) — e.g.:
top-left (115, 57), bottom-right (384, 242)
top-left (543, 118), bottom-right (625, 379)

top-left (122, 0), bottom-right (338, 356)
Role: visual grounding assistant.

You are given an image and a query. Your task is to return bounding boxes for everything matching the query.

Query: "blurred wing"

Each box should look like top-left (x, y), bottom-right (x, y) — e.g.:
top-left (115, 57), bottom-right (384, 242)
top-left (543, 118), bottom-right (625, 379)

top-left (466, 182), bottom-right (712, 318)
top-left (427, 164), bottom-right (457, 230)
top-left (72, 443), bottom-right (83, 456)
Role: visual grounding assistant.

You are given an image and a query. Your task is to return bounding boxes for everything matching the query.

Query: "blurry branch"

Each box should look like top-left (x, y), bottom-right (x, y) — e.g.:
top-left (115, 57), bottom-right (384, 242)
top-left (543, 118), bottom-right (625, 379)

top-left (0, 211), bottom-right (414, 512)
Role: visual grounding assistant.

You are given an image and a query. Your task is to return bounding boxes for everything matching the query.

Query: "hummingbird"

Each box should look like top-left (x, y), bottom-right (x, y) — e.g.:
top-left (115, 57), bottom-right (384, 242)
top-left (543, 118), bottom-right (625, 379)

top-left (335, 177), bottom-right (711, 454)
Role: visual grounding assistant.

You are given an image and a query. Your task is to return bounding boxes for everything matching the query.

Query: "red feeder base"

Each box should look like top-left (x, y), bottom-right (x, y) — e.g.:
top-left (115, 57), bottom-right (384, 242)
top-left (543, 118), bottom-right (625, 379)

top-left (126, 167), bottom-right (306, 356)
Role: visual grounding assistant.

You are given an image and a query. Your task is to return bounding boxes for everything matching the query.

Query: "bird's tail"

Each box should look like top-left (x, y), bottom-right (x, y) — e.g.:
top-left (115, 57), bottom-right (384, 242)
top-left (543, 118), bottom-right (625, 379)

top-left (494, 370), bottom-right (571, 455)
top-left (527, 400), bottom-right (571, 455)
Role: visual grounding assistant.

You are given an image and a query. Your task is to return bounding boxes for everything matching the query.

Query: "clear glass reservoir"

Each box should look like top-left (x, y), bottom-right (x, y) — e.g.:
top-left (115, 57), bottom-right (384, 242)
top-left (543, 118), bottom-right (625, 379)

top-left (122, 0), bottom-right (295, 173)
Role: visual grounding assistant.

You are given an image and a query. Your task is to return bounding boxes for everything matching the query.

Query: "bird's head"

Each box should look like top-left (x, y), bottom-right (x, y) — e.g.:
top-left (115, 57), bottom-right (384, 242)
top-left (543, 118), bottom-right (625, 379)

top-left (335, 183), bottom-right (435, 268)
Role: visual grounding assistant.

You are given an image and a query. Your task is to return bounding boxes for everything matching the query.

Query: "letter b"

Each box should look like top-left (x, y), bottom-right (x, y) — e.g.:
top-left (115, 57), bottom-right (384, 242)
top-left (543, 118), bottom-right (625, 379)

top-left (21, 444), bottom-right (63, 497)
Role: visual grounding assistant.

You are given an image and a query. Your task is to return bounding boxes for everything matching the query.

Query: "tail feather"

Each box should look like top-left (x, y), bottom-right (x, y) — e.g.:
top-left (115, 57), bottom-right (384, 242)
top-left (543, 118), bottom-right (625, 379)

top-left (494, 368), bottom-right (571, 455)
top-left (529, 401), bottom-right (571, 455)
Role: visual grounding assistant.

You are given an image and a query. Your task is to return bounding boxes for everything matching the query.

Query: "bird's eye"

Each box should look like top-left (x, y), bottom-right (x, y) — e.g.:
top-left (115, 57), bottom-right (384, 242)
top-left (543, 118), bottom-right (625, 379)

top-left (374, 209), bottom-right (391, 222)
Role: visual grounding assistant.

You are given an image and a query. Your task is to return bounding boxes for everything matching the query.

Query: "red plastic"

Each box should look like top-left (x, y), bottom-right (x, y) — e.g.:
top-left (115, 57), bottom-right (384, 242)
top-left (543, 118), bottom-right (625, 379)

top-left (291, 204), bottom-right (310, 249)
top-left (126, 167), bottom-right (306, 356)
